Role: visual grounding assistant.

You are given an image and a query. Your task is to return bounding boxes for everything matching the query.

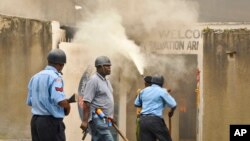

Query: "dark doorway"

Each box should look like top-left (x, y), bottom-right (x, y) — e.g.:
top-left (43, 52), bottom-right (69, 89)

top-left (126, 54), bottom-right (197, 141)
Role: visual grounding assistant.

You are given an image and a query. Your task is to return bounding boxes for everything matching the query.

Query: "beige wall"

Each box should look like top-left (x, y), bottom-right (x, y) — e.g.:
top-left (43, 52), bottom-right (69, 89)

top-left (0, 14), bottom-right (52, 140)
top-left (203, 29), bottom-right (250, 141)
top-left (0, 0), bottom-right (77, 26)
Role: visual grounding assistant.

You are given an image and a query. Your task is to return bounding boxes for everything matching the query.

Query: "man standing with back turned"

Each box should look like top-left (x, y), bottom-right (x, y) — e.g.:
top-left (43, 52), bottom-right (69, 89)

top-left (26, 48), bottom-right (71, 141)
top-left (80, 56), bottom-right (114, 141)
top-left (134, 75), bottom-right (177, 141)
top-left (136, 76), bottom-right (152, 141)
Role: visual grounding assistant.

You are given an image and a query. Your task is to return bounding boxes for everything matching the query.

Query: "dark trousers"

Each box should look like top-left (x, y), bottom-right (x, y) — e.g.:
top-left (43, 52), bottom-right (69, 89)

top-left (136, 117), bottom-right (140, 141)
top-left (31, 115), bottom-right (65, 141)
top-left (140, 115), bottom-right (172, 141)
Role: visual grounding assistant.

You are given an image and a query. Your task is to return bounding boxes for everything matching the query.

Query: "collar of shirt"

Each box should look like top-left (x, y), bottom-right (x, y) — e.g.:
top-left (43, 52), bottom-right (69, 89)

top-left (151, 84), bottom-right (161, 88)
top-left (96, 72), bottom-right (106, 80)
top-left (45, 65), bottom-right (60, 76)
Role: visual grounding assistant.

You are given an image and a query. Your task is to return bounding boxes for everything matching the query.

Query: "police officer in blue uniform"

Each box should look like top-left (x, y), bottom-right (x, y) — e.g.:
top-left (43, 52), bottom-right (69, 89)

top-left (26, 48), bottom-right (71, 141)
top-left (134, 75), bottom-right (177, 141)
top-left (136, 76), bottom-right (152, 141)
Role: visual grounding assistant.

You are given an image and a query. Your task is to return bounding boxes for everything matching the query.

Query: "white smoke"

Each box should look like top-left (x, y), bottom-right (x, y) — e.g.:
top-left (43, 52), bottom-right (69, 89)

top-left (74, 0), bottom-right (199, 74)
top-left (73, 9), bottom-right (145, 75)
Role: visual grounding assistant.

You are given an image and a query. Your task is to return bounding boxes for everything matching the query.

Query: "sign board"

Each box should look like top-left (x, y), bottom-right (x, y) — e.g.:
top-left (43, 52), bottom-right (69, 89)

top-left (141, 22), bottom-right (250, 54)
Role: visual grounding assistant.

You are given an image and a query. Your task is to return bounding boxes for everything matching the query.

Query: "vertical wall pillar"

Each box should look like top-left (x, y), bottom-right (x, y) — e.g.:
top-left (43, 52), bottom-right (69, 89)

top-left (118, 86), bottom-right (127, 141)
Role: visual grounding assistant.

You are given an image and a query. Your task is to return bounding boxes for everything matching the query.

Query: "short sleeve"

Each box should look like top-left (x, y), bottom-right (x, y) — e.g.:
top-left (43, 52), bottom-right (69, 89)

top-left (83, 78), bottom-right (97, 103)
top-left (26, 78), bottom-right (33, 106)
top-left (161, 90), bottom-right (177, 108)
top-left (50, 77), bottom-right (66, 104)
top-left (134, 92), bottom-right (142, 107)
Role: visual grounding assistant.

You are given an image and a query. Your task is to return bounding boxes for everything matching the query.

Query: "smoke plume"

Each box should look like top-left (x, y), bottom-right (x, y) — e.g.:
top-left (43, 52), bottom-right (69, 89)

top-left (73, 0), bottom-right (199, 85)
top-left (73, 9), bottom-right (145, 75)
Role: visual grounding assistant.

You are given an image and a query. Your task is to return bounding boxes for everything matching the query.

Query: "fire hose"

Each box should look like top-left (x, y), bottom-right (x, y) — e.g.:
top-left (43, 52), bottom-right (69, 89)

top-left (81, 121), bottom-right (129, 141)
top-left (96, 108), bottom-right (129, 141)
top-left (81, 108), bottom-right (129, 141)
top-left (111, 120), bottom-right (129, 141)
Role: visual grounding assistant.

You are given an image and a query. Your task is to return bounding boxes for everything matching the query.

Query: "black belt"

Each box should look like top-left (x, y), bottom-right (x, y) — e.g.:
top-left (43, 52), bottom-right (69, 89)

top-left (140, 114), bottom-right (157, 117)
top-left (33, 115), bottom-right (63, 121)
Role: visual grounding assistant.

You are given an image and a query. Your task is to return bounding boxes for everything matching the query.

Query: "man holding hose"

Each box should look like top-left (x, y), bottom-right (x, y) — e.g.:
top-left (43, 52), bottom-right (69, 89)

top-left (134, 75), bottom-right (177, 141)
top-left (80, 56), bottom-right (114, 141)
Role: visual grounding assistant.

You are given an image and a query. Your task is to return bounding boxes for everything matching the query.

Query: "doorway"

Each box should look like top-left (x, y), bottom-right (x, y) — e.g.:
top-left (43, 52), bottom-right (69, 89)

top-left (126, 54), bottom-right (198, 141)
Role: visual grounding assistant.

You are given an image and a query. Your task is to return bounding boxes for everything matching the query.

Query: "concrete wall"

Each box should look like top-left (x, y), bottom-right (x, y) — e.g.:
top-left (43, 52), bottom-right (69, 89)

top-left (0, 14), bottom-right (52, 140)
top-left (203, 29), bottom-right (250, 141)
top-left (194, 0), bottom-right (250, 22)
top-left (0, 0), bottom-right (77, 26)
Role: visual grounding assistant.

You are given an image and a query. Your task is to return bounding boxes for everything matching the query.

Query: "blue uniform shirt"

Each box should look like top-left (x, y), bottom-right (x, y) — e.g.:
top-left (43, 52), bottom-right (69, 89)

top-left (134, 84), bottom-right (177, 118)
top-left (26, 66), bottom-right (66, 118)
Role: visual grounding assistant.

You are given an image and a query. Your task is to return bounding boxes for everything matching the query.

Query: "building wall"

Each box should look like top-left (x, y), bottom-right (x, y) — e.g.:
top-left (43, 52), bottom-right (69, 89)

top-left (0, 14), bottom-right (52, 140)
top-left (203, 29), bottom-right (250, 141)
top-left (0, 0), bottom-right (77, 26)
